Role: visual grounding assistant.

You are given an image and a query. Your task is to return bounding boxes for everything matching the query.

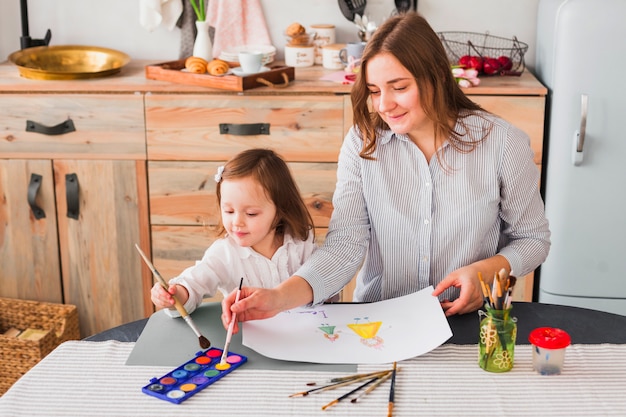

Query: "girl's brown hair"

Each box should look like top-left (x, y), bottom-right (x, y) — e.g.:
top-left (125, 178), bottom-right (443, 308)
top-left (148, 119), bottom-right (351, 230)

top-left (215, 148), bottom-right (314, 241)
top-left (351, 12), bottom-right (488, 161)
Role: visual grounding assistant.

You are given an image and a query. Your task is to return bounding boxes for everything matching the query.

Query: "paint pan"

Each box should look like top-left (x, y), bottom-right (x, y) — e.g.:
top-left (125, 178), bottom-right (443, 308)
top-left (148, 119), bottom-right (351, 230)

top-left (142, 347), bottom-right (247, 404)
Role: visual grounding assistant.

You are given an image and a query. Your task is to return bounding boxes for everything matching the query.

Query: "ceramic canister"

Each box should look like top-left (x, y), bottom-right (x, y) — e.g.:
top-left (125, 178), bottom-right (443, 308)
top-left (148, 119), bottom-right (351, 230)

top-left (310, 24), bottom-right (336, 65)
top-left (285, 44), bottom-right (315, 67)
top-left (322, 43), bottom-right (345, 70)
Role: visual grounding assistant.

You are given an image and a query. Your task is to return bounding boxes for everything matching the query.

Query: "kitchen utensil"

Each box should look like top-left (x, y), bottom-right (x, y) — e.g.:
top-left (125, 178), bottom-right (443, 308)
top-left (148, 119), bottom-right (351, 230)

top-left (394, 0), bottom-right (411, 13)
top-left (8, 45), bottom-right (130, 80)
top-left (338, 0), bottom-right (367, 23)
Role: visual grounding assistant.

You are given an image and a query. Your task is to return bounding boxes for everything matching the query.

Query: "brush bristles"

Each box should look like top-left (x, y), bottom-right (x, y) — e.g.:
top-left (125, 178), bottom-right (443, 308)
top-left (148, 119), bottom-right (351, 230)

top-left (199, 335), bottom-right (211, 349)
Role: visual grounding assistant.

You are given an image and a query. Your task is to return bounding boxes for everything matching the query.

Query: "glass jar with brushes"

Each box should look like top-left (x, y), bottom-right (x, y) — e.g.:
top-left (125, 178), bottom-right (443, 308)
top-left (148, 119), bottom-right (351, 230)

top-left (477, 269), bottom-right (518, 372)
top-left (478, 305), bottom-right (517, 372)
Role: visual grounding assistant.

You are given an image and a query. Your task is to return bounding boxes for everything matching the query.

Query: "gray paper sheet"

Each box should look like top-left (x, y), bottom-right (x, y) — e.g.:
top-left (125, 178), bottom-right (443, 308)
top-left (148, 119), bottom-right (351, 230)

top-left (125, 302), bottom-right (356, 372)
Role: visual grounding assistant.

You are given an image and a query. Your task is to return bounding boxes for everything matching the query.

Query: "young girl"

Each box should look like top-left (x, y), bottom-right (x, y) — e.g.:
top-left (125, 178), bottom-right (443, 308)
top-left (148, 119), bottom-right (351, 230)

top-left (151, 148), bottom-right (317, 316)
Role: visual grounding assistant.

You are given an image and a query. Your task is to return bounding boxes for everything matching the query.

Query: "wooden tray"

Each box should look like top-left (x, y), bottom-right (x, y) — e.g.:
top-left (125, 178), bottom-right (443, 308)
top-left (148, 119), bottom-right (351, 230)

top-left (145, 59), bottom-right (295, 91)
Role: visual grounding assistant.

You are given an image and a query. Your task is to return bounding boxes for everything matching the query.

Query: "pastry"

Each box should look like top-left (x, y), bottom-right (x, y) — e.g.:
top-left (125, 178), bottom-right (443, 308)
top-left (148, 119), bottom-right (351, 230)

top-left (207, 59), bottom-right (230, 76)
top-left (185, 56), bottom-right (208, 74)
top-left (286, 22), bottom-right (306, 37)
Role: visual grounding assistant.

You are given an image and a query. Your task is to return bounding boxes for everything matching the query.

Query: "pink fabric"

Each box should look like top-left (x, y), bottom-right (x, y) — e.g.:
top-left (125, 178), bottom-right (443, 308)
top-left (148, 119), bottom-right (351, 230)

top-left (207, 0), bottom-right (272, 58)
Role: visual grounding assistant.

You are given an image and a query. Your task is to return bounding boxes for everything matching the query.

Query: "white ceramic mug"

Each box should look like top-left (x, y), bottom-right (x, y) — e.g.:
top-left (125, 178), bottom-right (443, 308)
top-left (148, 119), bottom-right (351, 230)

top-left (284, 45), bottom-right (315, 67)
top-left (322, 44), bottom-right (344, 70)
top-left (311, 24), bottom-right (336, 65)
top-left (339, 41), bottom-right (367, 65)
top-left (238, 51), bottom-right (263, 74)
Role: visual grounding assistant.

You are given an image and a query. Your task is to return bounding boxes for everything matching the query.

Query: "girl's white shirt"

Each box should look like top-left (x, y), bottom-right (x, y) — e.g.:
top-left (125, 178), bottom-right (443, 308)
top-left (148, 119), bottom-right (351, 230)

top-left (164, 230), bottom-right (317, 316)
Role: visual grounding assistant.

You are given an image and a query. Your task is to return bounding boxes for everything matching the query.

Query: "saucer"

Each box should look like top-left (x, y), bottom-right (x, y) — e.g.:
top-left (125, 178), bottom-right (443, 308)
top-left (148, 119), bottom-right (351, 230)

top-left (231, 66), bottom-right (270, 77)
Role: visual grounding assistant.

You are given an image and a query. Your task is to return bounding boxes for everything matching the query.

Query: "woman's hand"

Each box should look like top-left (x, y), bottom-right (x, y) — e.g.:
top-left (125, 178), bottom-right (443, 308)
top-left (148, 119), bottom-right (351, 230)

top-left (221, 276), bottom-right (314, 333)
top-left (432, 255), bottom-right (510, 316)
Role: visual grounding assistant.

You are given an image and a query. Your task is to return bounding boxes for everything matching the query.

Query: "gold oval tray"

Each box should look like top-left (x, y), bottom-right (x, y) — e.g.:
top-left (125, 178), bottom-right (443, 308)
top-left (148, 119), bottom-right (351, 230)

top-left (8, 45), bottom-right (130, 80)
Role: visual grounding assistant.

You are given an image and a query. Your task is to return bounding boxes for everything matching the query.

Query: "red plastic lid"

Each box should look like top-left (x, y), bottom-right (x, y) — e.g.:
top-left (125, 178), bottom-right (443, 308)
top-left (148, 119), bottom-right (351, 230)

top-left (528, 327), bottom-right (571, 349)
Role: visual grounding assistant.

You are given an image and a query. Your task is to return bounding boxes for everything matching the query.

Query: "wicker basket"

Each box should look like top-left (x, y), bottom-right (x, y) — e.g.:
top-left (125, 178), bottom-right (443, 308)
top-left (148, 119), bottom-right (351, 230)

top-left (438, 31), bottom-right (528, 75)
top-left (0, 297), bottom-right (80, 395)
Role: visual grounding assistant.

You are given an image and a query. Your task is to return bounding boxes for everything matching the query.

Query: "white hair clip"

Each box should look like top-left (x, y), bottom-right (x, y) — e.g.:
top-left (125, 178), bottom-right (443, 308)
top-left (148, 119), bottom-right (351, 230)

top-left (214, 165), bottom-right (225, 183)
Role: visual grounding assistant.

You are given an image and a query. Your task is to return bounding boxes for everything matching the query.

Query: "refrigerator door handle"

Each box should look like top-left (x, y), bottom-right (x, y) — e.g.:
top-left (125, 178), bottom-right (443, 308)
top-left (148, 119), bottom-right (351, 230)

top-left (572, 94), bottom-right (588, 166)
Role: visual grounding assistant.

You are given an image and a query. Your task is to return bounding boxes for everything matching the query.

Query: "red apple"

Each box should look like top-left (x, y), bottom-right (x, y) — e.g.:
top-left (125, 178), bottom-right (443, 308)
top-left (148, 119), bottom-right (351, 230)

top-left (468, 56), bottom-right (484, 72)
top-left (497, 56), bottom-right (513, 71)
top-left (459, 55), bottom-right (472, 68)
top-left (482, 57), bottom-right (502, 75)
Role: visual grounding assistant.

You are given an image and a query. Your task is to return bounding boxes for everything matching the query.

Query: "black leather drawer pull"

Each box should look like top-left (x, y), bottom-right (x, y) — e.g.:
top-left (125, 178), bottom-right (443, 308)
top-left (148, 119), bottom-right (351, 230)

top-left (65, 173), bottom-right (80, 220)
top-left (219, 123), bottom-right (270, 136)
top-left (26, 118), bottom-right (76, 136)
top-left (27, 173), bottom-right (46, 219)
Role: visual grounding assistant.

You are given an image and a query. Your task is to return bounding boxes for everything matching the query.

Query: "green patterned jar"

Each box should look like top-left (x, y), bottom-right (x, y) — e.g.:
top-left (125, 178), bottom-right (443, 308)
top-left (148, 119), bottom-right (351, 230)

top-left (478, 306), bottom-right (517, 372)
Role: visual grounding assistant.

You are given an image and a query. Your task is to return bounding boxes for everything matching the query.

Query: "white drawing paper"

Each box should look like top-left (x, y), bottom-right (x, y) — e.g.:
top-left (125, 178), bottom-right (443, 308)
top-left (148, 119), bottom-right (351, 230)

top-left (242, 286), bottom-right (453, 364)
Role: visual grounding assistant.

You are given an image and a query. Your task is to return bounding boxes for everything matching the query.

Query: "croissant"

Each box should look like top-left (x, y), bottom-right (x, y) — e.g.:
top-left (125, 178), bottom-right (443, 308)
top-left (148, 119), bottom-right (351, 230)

top-left (185, 56), bottom-right (208, 74)
top-left (207, 59), bottom-right (230, 76)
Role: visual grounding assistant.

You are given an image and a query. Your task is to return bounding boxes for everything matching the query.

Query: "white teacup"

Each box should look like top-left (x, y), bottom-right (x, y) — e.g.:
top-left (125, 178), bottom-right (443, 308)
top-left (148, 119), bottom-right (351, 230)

top-left (238, 51), bottom-right (264, 74)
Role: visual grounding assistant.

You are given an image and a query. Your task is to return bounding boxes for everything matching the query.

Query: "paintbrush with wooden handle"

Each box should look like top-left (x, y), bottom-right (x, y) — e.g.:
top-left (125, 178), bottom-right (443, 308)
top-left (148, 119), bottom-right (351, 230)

top-left (134, 244), bottom-right (210, 349)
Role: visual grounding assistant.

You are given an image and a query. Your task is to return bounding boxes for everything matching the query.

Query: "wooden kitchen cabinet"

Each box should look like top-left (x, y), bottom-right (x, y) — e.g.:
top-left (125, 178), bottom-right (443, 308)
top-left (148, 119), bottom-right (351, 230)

top-left (0, 92), bottom-right (153, 337)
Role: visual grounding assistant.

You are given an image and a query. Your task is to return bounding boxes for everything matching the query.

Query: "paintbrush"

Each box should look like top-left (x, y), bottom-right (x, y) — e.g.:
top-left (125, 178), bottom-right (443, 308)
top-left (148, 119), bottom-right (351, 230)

top-left (387, 362), bottom-right (397, 417)
top-left (134, 244), bottom-right (211, 350)
top-left (306, 369), bottom-right (390, 386)
top-left (220, 277), bottom-right (243, 365)
top-left (321, 375), bottom-right (381, 410)
top-left (351, 369), bottom-right (393, 403)
top-left (289, 371), bottom-right (390, 397)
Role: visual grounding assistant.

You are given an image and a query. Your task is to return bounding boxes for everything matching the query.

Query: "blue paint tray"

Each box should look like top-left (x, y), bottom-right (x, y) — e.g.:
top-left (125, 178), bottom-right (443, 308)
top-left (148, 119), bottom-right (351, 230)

top-left (142, 347), bottom-right (247, 404)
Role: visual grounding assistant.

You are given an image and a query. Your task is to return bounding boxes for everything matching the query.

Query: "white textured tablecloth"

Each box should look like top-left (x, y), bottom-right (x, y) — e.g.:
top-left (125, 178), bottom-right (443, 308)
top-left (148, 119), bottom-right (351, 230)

top-left (1, 341), bottom-right (625, 416)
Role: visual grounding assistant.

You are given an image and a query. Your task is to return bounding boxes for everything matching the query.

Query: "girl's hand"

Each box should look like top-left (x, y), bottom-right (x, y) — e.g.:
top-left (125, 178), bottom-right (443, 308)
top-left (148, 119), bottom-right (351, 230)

top-left (150, 282), bottom-right (178, 310)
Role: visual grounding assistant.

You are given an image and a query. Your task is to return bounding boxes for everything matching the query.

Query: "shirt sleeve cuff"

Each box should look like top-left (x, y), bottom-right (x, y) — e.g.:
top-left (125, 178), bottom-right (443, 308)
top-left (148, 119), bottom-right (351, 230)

top-left (295, 264), bottom-right (327, 306)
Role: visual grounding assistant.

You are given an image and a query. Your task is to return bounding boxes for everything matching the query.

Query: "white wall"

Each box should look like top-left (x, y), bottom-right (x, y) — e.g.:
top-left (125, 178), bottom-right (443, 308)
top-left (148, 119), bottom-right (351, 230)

top-left (1, 0), bottom-right (539, 69)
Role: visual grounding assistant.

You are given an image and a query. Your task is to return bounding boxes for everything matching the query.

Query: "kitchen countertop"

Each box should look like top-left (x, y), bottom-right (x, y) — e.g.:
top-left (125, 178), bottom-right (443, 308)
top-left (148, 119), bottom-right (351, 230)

top-left (0, 59), bottom-right (546, 96)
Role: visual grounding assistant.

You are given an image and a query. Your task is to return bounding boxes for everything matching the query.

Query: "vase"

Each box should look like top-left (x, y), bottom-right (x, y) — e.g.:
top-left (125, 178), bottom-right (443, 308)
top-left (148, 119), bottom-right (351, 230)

top-left (192, 20), bottom-right (213, 61)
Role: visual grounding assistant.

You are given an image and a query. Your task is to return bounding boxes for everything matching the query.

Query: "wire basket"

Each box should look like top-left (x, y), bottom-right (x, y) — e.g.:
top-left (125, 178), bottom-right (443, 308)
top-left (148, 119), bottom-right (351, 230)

top-left (438, 31), bottom-right (528, 75)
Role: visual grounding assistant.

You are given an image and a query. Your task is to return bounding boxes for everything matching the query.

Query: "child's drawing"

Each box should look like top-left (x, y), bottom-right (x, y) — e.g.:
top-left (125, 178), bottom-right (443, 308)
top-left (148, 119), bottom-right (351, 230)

top-left (318, 323), bottom-right (340, 342)
top-left (299, 308), bottom-right (328, 319)
top-left (347, 316), bottom-right (384, 349)
top-left (242, 287), bottom-right (453, 364)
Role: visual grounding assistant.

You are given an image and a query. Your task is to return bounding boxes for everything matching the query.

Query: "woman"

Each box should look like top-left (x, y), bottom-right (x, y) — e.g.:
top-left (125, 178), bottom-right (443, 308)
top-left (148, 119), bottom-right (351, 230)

top-left (221, 12), bottom-right (550, 330)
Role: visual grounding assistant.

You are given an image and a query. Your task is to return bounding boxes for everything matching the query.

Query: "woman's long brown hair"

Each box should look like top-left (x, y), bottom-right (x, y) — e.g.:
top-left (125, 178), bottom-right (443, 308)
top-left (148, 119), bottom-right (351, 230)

top-left (351, 12), bottom-right (489, 162)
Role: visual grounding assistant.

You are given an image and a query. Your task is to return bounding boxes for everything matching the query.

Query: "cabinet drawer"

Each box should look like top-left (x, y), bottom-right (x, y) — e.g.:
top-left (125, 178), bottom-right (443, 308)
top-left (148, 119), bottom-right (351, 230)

top-left (0, 94), bottom-right (145, 159)
top-left (149, 161), bottom-right (336, 227)
top-left (145, 95), bottom-right (344, 162)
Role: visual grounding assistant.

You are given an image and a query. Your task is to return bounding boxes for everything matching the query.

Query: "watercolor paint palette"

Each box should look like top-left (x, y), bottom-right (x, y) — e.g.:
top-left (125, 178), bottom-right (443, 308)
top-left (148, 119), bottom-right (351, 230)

top-left (142, 348), bottom-right (247, 404)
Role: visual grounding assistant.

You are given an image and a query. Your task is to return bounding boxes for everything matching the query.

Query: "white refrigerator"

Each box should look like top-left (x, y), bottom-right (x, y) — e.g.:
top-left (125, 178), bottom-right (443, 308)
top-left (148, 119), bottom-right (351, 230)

top-left (535, 0), bottom-right (626, 315)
